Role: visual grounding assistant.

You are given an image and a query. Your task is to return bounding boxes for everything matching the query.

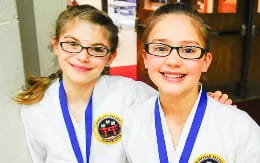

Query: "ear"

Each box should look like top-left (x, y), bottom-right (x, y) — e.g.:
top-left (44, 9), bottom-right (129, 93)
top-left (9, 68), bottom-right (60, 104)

top-left (202, 52), bottom-right (212, 72)
top-left (51, 36), bottom-right (59, 56)
top-left (142, 49), bottom-right (148, 69)
top-left (105, 50), bottom-right (117, 66)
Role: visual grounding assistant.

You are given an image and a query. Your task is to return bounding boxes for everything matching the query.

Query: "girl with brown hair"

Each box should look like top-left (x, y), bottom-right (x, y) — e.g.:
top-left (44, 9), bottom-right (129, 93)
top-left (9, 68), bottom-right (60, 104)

top-left (124, 3), bottom-right (260, 163)
top-left (14, 4), bottom-right (233, 163)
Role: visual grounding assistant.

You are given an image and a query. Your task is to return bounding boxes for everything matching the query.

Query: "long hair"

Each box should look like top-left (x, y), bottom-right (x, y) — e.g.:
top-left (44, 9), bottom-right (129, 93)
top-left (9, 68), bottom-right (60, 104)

top-left (13, 5), bottom-right (119, 105)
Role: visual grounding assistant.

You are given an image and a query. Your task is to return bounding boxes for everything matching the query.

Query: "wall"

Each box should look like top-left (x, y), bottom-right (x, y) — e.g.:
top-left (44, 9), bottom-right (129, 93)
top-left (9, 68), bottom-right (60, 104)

top-left (16, 0), bottom-right (40, 77)
top-left (33, 0), bottom-right (66, 76)
top-left (77, 0), bottom-right (102, 10)
top-left (0, 0), bottom-right (29, 162)
top-left (0, 0), bottom-right (66, 162)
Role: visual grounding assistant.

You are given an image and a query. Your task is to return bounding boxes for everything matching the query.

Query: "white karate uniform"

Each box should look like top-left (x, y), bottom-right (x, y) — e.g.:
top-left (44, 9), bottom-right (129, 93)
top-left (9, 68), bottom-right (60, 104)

top-left (21, 75), bottom-right (156, 163)
top-left (123, 89), bottom-right (260, 163)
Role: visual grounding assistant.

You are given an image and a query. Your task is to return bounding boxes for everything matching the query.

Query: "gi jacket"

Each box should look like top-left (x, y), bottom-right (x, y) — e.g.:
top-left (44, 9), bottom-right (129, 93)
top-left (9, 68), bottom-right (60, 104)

top-left (21, 75), bottom-right (156, 163)
top-left (124, 88), bottom-right (260, 163)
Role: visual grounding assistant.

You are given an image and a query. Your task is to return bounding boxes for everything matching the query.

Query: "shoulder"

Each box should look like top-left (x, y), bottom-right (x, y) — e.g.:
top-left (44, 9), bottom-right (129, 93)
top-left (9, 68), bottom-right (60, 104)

top-left (207, 97), bottom-right (260, 160)
top-left (207, 96), bottom-right (256, 123)
top-left (206, 96), bottom-right (260, 135)
top-left (21, 80), bottom-right (59, 122)
top-left (123, 96), bottom-right (158, 149)
top-left (100, 75), bottom-right (154, 90)
top-left (22, 79), bottom-right (59, 108)
top-left (21, 80), bottom-right (62, 142)
top-left (124, 96), bottom-right (157, 125)
top-left (99, 75), bottom-right (157, 97)
top-left (132, 96), bottom-right (157, 112)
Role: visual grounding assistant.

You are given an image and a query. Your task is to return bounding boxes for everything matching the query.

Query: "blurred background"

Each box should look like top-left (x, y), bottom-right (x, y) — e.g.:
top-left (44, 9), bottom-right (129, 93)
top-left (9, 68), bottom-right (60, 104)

top-left (0, 0), bottom-right (259, 162)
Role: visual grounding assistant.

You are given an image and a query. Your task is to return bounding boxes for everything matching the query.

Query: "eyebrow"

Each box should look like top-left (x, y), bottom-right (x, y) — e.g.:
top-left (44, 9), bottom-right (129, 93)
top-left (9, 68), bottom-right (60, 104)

top-left (63, 36), bottom-right (79, 41)
top-left (91, 43), bottom-right (109, 48)
top-left (150, 39), bottom-right (169, 43)
top-left (63, 36), bottom-right (109, 48)
top-left (180, 40), bottom-right (200, 46)
top-left (150, 39), bottom-right (201, 46)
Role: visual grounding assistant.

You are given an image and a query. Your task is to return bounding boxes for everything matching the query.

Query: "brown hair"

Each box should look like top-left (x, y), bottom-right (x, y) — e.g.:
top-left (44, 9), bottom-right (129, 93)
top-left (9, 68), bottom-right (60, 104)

top-left (143, 2), bottom-right (210, 49)
top-left (142, 2), bottom-right (210, 83)
top-left (13, 5), bottom-right (119, 105)
top-left (13, 70), bottom-right (62, 105)
top-left (55, 5), bottom-right (118, 52)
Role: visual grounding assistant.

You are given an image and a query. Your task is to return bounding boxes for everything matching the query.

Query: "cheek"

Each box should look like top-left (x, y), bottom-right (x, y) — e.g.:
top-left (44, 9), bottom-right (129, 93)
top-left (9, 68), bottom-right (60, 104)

top-left (58, 53), bottom-right (74, 63)
top-left (57, 53), bottom-right (75, 70)
top-left (90, 57), bottom-right (110, 67)
top-left (185, 60), bottom-right (204, 77)
top-left (146, 56), bottom-right (164, 72)
top-left (56, 45), bottom-right (73, 60)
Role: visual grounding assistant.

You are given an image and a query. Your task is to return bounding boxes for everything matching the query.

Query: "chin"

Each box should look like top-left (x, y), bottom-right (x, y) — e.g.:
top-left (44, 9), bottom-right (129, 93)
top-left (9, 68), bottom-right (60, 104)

top-left (68, 75), bottom-right (96, 84)
top-left (159, 83), bottom-right (195, 96)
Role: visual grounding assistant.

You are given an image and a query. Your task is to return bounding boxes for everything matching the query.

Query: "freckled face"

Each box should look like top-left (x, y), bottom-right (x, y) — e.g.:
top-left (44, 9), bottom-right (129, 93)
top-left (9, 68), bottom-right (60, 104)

top-left (144, 14), bottom-right (212, 96)
top-left (53, 19), bottom-right (116, 85)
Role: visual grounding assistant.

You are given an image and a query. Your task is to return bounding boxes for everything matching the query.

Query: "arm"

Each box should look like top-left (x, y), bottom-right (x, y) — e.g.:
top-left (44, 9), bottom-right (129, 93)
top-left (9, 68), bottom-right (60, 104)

top-left (21, 110), bottom-right (46, 163)
top-left (24, 132), bottom-right (46, 163)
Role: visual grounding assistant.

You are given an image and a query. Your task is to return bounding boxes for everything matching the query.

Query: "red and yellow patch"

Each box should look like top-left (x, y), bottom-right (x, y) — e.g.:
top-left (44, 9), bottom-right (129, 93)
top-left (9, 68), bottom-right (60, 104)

top-left (94, 113), bottom-right (122, 144)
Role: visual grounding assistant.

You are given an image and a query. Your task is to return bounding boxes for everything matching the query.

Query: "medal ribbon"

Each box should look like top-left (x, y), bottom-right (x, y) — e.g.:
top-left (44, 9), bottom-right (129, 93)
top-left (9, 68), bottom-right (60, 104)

top-left (155, 90), bottom-right (207, 163)
top-left (59, 81), bottom-right (93, 163)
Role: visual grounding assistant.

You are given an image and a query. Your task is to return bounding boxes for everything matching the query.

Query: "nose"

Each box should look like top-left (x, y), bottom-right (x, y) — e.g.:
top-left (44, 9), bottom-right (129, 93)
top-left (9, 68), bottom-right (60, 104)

top-left (76, 48), bottom-right (90, 61)
top-left (165, 48), bottom-right (183, 65)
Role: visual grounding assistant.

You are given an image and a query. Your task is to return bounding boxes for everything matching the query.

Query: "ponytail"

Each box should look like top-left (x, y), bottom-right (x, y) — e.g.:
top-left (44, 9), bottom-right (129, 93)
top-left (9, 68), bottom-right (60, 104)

top-left (13, 70), bottom-right (62, 105)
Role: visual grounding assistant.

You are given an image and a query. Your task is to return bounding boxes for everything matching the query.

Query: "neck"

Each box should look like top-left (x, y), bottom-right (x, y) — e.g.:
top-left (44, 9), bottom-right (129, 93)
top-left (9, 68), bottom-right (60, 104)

top-left (62, 76), bottom-right (98, 121)
top-left (159, 86), bottom-right (199, 124)
top-left (62, 77), bottom-right (97, 103)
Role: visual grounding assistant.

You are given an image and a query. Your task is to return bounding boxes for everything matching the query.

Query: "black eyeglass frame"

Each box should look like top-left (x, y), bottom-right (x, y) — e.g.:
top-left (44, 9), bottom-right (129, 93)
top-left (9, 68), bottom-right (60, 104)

top-left (144, 42), bottom-right (208, 59)
top-left (59, 42), bottom-right (111, 57)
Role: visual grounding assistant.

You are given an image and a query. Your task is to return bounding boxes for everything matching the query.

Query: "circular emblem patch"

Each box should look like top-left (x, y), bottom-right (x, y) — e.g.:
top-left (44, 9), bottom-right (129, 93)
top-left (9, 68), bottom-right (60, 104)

top-left (194, 153), bottom-right (226, 163)
top-left (94, 113), bottom-right (122, 144)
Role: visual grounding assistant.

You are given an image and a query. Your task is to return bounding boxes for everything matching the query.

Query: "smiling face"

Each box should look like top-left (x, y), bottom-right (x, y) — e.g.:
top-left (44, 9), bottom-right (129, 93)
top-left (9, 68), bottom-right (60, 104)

top-left (143, 14), bottom-right (212, 96)
top-left (52, 18), bottom-right (116, 85)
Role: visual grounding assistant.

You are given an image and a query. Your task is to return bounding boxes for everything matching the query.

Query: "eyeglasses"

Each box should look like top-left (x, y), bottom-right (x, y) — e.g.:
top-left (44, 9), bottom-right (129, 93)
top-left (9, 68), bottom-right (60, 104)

top-left (144, 42), bottom-right (208, 59)
top-left (60, 42), bottom-right (110, 57)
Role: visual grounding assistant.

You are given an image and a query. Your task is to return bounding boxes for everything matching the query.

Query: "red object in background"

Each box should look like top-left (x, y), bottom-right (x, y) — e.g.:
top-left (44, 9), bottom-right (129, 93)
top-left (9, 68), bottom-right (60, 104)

top-left (197, 0), bottom-right (208, 13)
top-left (72, 0), bottom-right (79, 6)
top-left (218, 0), bottom-right (236, 13)
top-left (110, 65), bottom-right (137, 80)
top-left (67, 0), bottom-right (78, 7)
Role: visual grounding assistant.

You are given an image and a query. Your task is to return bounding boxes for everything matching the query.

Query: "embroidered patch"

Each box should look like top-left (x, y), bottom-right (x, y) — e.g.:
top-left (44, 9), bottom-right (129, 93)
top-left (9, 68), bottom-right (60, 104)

top-left (94, 113), bottom-right (122, 144)
top-left (194, 153), bottom-right (226, 163)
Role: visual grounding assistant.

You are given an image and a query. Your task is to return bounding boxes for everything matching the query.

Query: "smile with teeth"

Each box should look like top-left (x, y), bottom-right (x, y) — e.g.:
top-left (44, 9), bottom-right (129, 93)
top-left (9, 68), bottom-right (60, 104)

top-left (162, 73), bottom-right (186, 78)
